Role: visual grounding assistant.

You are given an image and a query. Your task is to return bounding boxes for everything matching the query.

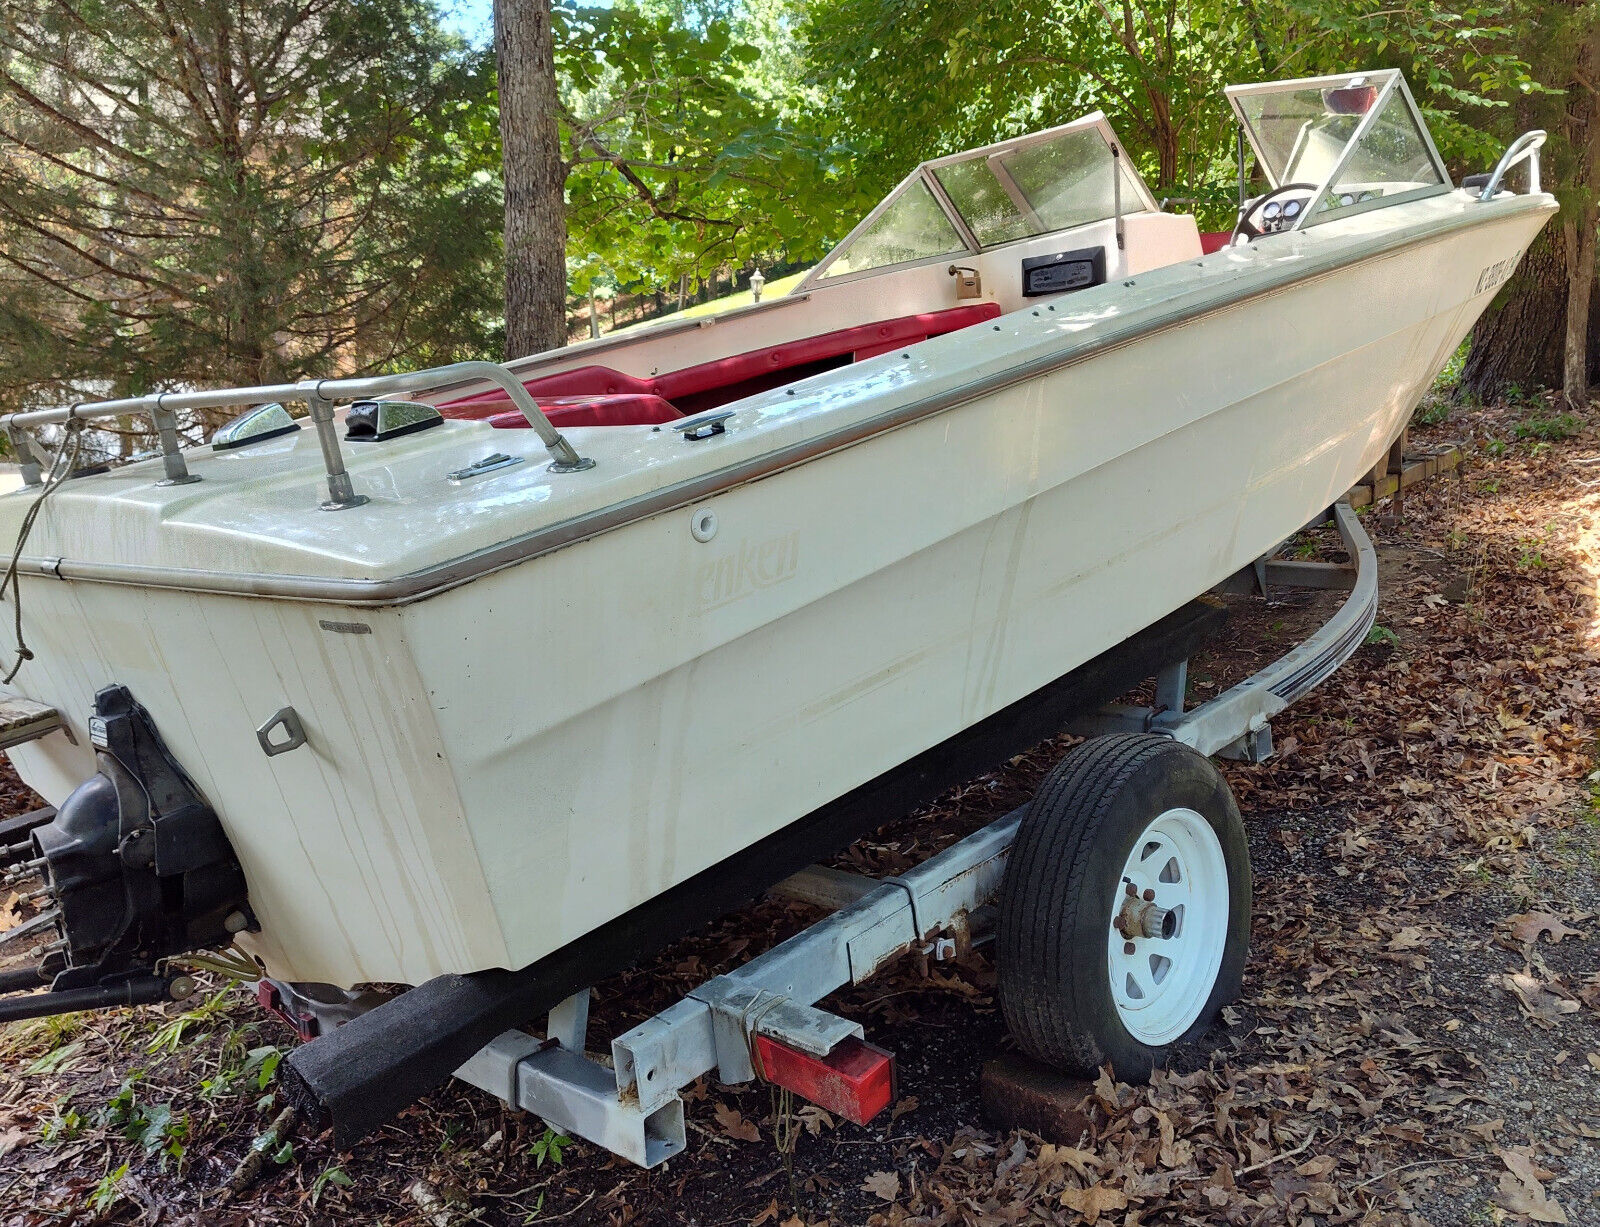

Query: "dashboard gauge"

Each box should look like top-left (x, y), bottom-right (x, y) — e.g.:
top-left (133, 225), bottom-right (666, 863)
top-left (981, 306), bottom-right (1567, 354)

top-left (1263, 201), bottom-right (1281, 218)
top-left (1283, 200), bottom-right (1302, 217)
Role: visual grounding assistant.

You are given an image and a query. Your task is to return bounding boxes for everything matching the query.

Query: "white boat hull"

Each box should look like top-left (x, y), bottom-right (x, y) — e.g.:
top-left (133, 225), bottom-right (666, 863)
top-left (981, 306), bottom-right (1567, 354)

top-left (4, 196), bottom-right (1550, 986)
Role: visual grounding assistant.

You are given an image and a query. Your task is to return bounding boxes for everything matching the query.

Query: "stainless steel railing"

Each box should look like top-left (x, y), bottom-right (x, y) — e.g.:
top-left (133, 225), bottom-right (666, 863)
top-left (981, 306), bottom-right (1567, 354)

top-left (0, 361), bottom-right (594, 510)
top-left (1479, 130), bottom-right (1547, 202)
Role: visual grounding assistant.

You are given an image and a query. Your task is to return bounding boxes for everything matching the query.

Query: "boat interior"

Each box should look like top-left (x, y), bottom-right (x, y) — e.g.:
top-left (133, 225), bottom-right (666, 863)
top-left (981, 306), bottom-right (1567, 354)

top-left (432, 71), bottom-right (1452, 433)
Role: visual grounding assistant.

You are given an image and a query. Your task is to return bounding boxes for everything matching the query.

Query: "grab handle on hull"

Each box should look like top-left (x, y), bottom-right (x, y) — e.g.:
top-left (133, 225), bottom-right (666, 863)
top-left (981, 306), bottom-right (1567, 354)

top-left (1479, 130), bottom-right (1547, 202)
top-left (0, 361), bottom-right (595, 508)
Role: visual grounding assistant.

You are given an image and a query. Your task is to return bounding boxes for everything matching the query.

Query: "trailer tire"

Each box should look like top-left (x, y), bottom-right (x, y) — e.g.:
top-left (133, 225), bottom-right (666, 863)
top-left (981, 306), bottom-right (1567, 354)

top-left (997, 733), bottom-right (1249, 1079)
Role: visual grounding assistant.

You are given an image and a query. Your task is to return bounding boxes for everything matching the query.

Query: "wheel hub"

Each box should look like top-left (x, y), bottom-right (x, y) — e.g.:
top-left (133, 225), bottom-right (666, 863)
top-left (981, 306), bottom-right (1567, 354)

top-left (1106, 806), bottom-right (1229, 1046)
top-left (1114, 894), bottom-right (1177, 941)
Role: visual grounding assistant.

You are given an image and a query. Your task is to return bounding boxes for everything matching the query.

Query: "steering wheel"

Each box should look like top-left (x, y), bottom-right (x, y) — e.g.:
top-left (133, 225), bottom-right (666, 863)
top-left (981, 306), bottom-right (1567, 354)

top-left (1232, 182), bottom-right (1320, 242)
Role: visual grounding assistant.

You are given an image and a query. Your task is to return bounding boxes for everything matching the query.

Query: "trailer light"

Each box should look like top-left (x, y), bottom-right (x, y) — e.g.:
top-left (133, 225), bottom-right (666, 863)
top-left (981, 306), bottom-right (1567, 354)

top-left (753, 1034), bottom-right (895, 1126)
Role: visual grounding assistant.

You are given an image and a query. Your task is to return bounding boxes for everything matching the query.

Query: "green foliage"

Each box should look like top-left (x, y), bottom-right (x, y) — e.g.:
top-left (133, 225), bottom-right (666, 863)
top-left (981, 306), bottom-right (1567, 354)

top-left (556, 2), bottom-right (868, 296)
top-left (311, 1165), bottom-right (355, 1206)
top-left (1364, 624), bottom-right (1400, 648)
top-left (23, 1039), bottom-right (85, 1076)
top-left (1271, 0), bottom-right (1542, 167)
top-left (1513, 412), bottom-right (1580, 442)
top-left (147, 988), bottom-right (234, 1055)
top-left (39, 1099), bottom-right (85, 1144)
top-left (1415, 396), bottom-right (1453, 426)
top-left (198, 1042), bottom-right (282, 1102)
top-left (101, 1075), bottom-right (189, 1170)
top-left (86, 1163), bottom-right (129, 1215)
top-left (801, 0), bottom-right (1258, 226)
top-left (529, 1127), bottom-right (572, 1168)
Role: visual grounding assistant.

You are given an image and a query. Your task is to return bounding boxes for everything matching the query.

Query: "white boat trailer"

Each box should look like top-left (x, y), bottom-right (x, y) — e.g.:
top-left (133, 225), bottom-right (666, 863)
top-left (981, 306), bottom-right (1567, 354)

top-left (445, 502), bottom-right (1376, 1167)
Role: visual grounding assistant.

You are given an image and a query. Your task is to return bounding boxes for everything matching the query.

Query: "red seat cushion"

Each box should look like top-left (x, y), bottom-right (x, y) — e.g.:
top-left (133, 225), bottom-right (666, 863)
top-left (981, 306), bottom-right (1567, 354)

top-left (439, 365), bottom-right (656, 419)
top-left (485, 393), bottom-right (682, 430)
top-left (651, 304), bottom-right (1001, 401)
top-left (1200, 231), bottom-right (1233, 254)
top-left (438, 304), bottom-right (1004, 426)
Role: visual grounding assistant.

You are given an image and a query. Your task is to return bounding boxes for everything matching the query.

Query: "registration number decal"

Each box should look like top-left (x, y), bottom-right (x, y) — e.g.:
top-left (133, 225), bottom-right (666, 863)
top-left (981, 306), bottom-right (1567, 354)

top-left (1475, 256), bottom-right (1518, 295)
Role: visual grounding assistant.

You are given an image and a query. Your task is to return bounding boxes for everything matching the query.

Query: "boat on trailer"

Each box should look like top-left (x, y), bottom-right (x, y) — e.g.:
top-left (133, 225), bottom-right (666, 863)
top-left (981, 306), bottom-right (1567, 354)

top-left (0, 72), bottom-right (1552, 1148)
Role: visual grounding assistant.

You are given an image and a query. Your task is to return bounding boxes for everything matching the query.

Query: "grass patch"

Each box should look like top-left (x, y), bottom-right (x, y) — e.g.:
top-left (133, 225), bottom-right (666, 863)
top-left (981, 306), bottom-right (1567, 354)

top-left (1512, 412), bottom-right (1581, 442)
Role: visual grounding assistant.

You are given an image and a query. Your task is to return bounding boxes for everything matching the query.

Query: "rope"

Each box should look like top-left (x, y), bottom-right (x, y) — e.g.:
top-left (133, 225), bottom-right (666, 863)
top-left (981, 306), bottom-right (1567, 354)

top-left (1, 422), bottom-right (84, 684)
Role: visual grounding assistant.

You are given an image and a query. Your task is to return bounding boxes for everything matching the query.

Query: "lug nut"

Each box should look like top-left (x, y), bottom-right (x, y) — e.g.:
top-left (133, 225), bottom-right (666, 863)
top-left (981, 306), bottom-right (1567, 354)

top-left (1123, 941), bottom-right (1136, 955)
top-left (1142, 888), bottom-right (1156, 902)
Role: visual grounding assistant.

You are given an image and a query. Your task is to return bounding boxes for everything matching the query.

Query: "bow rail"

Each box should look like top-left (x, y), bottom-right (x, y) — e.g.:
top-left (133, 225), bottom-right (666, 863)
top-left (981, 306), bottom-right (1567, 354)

top-left (0, 361), bottom-right (594, 510)
top-left (1478, 130), bottom-right (1546, 202)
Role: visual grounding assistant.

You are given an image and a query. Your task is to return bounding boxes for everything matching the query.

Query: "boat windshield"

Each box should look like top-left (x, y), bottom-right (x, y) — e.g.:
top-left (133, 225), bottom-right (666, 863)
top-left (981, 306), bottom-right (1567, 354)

top-left (1226, 70), bottom-right (1450, 224)
top-left (811, 114), bottom-right (1156, 282)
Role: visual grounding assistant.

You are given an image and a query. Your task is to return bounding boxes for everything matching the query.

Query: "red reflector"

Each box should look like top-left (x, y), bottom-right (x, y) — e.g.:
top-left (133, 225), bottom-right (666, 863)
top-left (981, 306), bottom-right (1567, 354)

top-left (754, 1034), bottom-right (895, 1126)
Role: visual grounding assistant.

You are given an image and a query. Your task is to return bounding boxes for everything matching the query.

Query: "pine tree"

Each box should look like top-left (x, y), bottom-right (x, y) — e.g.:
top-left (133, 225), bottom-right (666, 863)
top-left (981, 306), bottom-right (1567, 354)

top-left (0, 0), bottom-right (503, 416)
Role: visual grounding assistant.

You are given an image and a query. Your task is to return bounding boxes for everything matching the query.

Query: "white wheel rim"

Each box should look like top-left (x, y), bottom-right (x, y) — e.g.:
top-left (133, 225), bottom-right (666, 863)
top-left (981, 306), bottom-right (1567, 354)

top-left (1107, 806), bottom-right (1229, 1046)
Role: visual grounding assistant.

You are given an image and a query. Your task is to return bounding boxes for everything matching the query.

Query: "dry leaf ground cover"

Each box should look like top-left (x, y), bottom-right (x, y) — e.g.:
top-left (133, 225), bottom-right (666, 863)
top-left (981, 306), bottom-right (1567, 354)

top-left (1, 397), bottom-right (1598, 1226)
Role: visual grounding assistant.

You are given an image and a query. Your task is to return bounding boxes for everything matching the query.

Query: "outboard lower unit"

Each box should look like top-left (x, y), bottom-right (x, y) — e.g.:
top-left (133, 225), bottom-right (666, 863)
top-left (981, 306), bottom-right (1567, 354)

top-left (0, 685), bottom-right (253, 1020)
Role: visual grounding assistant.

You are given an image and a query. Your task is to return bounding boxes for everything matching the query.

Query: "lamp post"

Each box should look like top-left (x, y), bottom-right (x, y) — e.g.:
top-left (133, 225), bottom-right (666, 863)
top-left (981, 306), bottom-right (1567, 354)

top-left (749, 267), bottom-right (766, 303)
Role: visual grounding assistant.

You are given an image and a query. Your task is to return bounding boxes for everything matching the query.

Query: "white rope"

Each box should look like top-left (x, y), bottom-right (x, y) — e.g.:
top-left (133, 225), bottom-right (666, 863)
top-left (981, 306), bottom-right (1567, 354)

top-left (1, 422), bottom-right (84, 684)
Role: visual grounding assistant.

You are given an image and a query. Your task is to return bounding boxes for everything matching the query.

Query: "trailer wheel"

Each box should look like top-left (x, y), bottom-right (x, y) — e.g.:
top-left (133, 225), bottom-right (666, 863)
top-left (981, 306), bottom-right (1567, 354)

top-left (997, 733), bottom-right (1249, 1078)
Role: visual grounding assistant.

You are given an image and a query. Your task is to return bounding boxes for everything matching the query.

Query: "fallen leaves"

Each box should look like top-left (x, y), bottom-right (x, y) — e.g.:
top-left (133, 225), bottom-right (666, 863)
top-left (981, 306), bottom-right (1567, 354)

top-left (1506, 911), bottom-right (1588, 945)
top-left (1500, 971), bottom-right (1582, 1022)
top-left (1494, 1148), bottom-right (1569, 1223)
top-left (1058, 1182), bottom-right (1127, 1223)
top-left (714, 1102), bottom-right (761, 1144)
top-left (860, 1170), bottom-right (899, 1202)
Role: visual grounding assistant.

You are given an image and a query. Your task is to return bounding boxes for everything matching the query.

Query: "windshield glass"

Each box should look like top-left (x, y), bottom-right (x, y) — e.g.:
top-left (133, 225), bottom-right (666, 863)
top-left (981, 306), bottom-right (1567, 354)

top-left (930, 128), bottom-right (1150, 248)
top-left (816, 116), bottom-right (1154, 281)
top-left (1229, 72), bottom-right (1446, 218)
top-left (821, 178), bottom-right (968, 278)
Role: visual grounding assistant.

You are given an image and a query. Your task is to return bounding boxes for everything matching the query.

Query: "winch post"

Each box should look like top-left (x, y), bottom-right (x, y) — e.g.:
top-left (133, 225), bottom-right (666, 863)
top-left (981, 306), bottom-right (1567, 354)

top-left (305, 390), bottom-right (368, 511)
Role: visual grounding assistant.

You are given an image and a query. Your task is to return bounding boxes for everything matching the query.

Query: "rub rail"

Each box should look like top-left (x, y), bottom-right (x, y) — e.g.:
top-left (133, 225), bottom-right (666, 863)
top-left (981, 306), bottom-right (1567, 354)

top-left (0, 361), bottom-right (595, 509)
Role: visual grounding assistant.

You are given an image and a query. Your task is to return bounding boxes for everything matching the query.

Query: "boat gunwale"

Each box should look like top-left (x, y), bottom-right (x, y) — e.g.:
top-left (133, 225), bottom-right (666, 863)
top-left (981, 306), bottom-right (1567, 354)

top-left (7, 193), bottom-right (1555, 609)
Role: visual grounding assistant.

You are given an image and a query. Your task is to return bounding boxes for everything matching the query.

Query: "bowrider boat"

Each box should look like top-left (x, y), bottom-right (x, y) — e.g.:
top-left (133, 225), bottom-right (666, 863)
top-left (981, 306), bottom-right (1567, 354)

top-left (0, 73), bottom-right (1551, 1085)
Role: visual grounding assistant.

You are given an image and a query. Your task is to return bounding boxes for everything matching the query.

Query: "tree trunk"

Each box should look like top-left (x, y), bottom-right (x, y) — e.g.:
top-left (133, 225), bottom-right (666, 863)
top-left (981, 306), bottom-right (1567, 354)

top-left (1148, 93), bottom-right (1178, 189)
top-left (1460, 229), bottom-right (1572, 400)
top-left (1562, 27), bottom-right (1600, 408)
top-left (495, 0), bottom-right (567, 359)
top-left (1463, 19), bottom-right (1600, 408)
top-left (1562, 210), bottom-right (1597, 406)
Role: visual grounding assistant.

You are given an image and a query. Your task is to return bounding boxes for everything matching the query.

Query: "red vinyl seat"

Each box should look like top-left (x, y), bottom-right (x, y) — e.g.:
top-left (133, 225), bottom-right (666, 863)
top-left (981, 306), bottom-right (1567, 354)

top-left (438, 303), bottom-right (1003, 429)
top-left (484, 393), bottom-right (681, 430)
top-left (650, 304), bottom-right (1001, 405)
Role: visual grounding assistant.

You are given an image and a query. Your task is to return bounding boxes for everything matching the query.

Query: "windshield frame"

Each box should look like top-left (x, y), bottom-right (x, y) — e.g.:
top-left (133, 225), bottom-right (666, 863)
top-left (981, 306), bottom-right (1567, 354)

top-left (797, 112), bottom-right (1159, 291)
top-left (1225, 70), bottom-right (1452, 230)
